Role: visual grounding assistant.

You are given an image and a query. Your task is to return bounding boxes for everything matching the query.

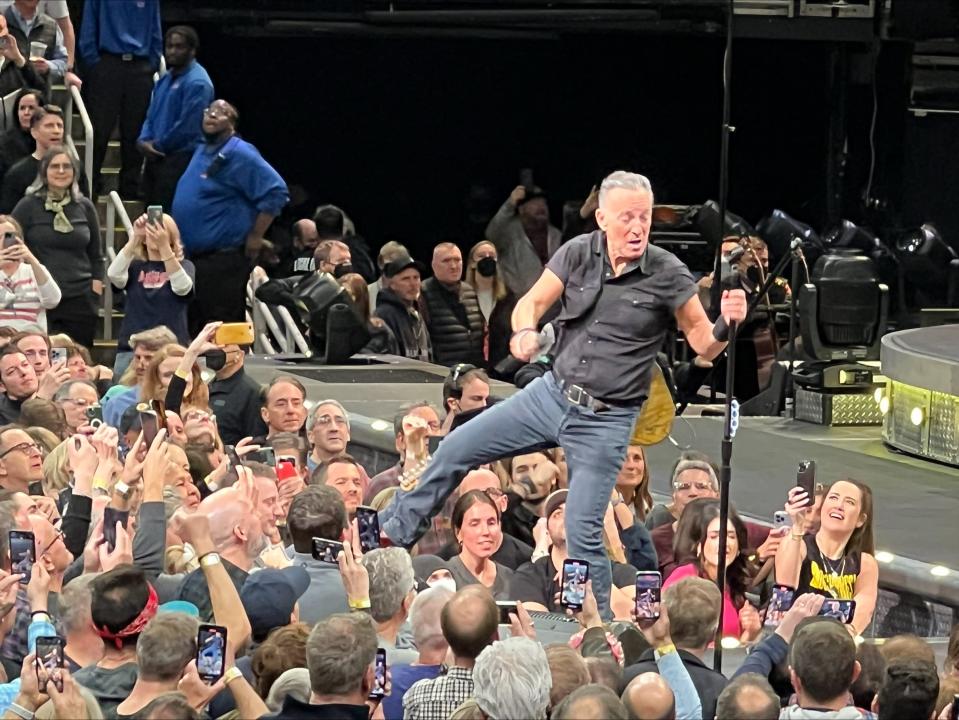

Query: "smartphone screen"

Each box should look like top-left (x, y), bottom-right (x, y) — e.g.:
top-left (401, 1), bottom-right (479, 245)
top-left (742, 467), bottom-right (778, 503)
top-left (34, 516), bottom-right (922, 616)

top-left (495, 601), bottom-right (515, 625)
top-left (356, 506), bottom-right (381, 553)
top-left (369, 648), bottom-right (387, 699)
top-left (634, 571), bottom-right (662, 620)
top-left (196, 624), bottom-right (228, 683)
top-left (560, 559), bottom-right (589, 611)
top-left (151, 400), bottom-right (167, 430)
top-left (9, 530), bottom-right (35, 584)
top-left (763, 584), bottom-right (795, 627)
top-left (35, 636), bottom-right (64, 692)
top-left (140, 411), bottom-right (159, 446)
top-left (147, 205), bottom-right (163, 225)
top-left (819, 599), bottom-right (856, 624)
top-left (311, 538), bottom-right (344, 564)
top-left (796, 461), bottom-right (816, 508)
top-left (276, 459), bottom-right (298, 482)
top-left (249, 447), bottom-right (276, 467)
top-left (103, 507), bottom-right (129, 553)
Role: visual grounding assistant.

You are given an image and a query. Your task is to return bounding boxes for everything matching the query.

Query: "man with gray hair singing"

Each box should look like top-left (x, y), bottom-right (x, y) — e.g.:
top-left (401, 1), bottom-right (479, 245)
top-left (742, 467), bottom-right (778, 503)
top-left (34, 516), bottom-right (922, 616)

top-left (381, 170), bottom-right (748, 619)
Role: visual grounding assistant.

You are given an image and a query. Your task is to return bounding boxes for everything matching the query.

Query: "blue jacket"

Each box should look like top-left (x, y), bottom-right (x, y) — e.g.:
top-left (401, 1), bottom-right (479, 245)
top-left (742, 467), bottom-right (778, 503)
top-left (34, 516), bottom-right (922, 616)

top-left (138, 60), bottom-right (214, 155)
top-left (172, 135), bottom-right (289, 253)
top-left (78, 0), bottom-right (162, 69)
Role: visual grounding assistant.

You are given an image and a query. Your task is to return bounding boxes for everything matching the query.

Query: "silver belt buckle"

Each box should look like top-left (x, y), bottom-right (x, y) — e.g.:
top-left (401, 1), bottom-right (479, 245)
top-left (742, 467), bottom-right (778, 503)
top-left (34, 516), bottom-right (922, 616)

top-left (121, 53), bottom-right (134, 61)
top-left (567, 384), bottom-right (584, 405)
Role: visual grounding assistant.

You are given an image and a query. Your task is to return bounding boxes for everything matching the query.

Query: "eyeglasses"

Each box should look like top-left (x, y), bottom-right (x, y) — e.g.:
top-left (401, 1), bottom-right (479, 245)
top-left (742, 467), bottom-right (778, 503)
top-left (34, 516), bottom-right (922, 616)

top-left (38, 529), bottom-right (65, 559)
top-left (183, 410), bottom-right (213, 422)
top-left (48, 163), bottom-right (73, 172)
top-left (0, 442), bottom-right (42, 459)
top-left (673, 481), bottom-right (715, 492)
top-left (61, 397), bottom-right (94, 408)
top-left (203, 108), bottom-right (231, 119)
top-left (314, 414), bottom-right (348, 427)
top-left (483, 488), bottom-right (505, 500)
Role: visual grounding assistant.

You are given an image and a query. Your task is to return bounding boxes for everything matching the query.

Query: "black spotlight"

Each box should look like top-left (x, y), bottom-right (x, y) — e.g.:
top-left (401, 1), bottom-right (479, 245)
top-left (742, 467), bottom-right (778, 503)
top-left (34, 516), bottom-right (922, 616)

top-left (755, 209), bottom-right (823, 268)
top-left (896, 223), bottom-right (959, 307)
top-left (292, 273), bottom-right (370, 363)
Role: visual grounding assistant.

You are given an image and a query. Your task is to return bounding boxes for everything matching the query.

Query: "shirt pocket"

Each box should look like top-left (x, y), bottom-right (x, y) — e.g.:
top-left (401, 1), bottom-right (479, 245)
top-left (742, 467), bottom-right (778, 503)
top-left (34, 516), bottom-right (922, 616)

top-left (557, 280), bottom-right (600, 322)
top-left (611, 288), bottom-right (665, 339)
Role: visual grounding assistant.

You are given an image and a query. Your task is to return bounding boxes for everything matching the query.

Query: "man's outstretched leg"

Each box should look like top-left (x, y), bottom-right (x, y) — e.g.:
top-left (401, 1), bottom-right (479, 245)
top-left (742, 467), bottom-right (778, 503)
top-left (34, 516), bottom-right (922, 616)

top-left (560, 403), bottom-right (639, 620)
top-left (380, 375), bottom-right (565, 547)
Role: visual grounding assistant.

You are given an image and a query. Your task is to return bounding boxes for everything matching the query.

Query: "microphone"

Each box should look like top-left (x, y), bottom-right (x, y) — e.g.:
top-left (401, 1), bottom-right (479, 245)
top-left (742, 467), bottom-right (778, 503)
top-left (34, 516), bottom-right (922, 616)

top-left (720, 246), bottom-right (745, 288)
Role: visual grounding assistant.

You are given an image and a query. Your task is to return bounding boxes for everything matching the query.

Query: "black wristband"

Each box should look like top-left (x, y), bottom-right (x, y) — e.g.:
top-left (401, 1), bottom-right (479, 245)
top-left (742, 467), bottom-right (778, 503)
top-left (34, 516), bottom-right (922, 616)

top-left (712, 317), bottom-right (729, 342)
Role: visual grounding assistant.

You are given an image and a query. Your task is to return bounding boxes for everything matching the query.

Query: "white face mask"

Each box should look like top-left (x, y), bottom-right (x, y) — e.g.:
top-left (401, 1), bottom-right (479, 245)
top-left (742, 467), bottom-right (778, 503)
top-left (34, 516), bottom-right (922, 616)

top-left (429, 577), bottom-right (457, 593)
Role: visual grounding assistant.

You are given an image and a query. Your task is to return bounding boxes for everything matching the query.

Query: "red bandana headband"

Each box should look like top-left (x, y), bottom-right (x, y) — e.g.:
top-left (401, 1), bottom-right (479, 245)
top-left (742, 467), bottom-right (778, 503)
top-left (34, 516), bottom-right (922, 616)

top-left (96, 583), bottom-right (159, 650)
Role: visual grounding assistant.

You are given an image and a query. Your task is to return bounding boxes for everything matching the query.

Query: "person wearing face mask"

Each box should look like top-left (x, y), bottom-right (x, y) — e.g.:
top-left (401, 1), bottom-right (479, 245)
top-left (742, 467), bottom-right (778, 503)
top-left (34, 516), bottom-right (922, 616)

top-left (313, 238), bottom-right (353, 278)
top-left (420, 241), bottom-right (485, 367)
top-left (207, 341), bottom-right (268, 445)
top-left (464, 240), bottom-right (519, 375)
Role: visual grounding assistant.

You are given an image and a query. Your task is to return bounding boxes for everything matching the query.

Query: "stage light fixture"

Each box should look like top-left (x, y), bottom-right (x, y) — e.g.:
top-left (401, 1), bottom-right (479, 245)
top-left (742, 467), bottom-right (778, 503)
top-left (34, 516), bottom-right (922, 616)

top-left (910, 407), bottom-right (925, 426)
top-left (879, 396), bottom-right (890, 415)
top-left (822, 219), bottom-right (881, 254)
top-left (896, 223), bottom-right (959, 306)
top-left (930, 565), bottom-right (950, 577)
top-left (755, 209), bottom-right (823, 265)
top-left (875, 551), bottom-right (895, 564)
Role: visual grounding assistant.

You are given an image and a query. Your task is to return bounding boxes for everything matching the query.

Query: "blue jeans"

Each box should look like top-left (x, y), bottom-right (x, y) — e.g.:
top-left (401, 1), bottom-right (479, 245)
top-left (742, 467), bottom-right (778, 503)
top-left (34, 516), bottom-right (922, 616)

top-left (380, 372), bottom-right (639, 619)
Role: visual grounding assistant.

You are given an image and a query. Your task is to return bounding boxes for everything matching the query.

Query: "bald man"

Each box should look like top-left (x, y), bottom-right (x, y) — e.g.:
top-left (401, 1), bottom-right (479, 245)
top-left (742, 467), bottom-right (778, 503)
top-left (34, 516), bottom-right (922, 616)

top-left (421, 241), bottom-right (485, 366)
top-left (175, 486), bottom-right (266, 620)
top-left (435, 469), bottom-right (534, 570)
top-left (403, 585), bottom-right (498, 719)
top-left (553, 685), bottom-right (628, 720)
top-left (285, 218), bottom-right (319, 275)
top-left (623, 673), bottom-right (676, 720)
top-left (29, 513), bottom-right (74, 592)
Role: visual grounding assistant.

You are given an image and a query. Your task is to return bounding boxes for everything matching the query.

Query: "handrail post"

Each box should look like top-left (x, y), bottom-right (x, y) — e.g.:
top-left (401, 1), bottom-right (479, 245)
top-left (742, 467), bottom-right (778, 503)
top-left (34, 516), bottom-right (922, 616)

top-left (104, 202), bottom-right (115, 340)
top-left (69, 86), bottom-right (94, 198)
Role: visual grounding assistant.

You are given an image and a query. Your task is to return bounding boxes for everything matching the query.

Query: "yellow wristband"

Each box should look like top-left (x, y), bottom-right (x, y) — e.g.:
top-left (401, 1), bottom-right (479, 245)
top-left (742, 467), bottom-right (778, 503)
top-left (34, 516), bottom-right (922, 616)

top-left (174, 368), bottom-right (190, 380)
top-left (93, 477), bottom-right (111, 493)
top-left (348, 597), bottom-right (371, 610)
top-left (223, 666), bottom-right (243, 686)
top-left (654, 643), bottom-right (677, 659)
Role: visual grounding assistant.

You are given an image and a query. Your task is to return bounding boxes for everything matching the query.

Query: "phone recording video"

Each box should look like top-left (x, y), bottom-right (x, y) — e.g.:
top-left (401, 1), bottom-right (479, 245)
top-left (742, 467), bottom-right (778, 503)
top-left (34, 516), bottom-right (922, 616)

top-left (369, 648), bottom-right (388, 699)
top-left (495, 601), bottom-right (516, 625)
top-left (276, 457), bottom-right (298, 483)
top-left (819, 599), bottom-right (856, 624)
top-left (795, 461), bottom-right (816, 508)
top-left (35, 636), bottom-right (64, 693)
top-left (146, 205), bottom-right (163, 226)
top-left (85, 404), bottom-right (104, 427)
top-left (196, 624), bottom-right (228, 683)
top-left (9, 530), bottom-right (35, 584)
top-left (103, 506), bottom-right (129, 553)
top-left (49, 347), bottom-right (68, 365)
top-left (763, 584), bottom-right (795, 628)
top-left (356, 506), bottom-right (381, 553)
top-left (2, 231), bottom-right (17, 249)
top-left (634, 571), bottom-right (662, 620)
top-left (139, 410), bottom-right (159, 446)
top-left (248, 447), bottom-right (276, 467)
top-left (560, 559), bottom-right (589, 611)
top-left (311, 538), bottom-right (343, 564)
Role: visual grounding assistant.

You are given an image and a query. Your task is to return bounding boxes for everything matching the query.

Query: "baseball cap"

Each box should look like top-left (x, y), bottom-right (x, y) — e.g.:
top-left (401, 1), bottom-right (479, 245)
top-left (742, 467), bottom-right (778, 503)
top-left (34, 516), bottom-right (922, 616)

top-left (383, 253), bottom-right (426, 279)
top-left (412, 554), bottom-right (452, 591)
top-left (240, 566), bottom-right (310, 642)
top-left (544, 489), bottom-right (568, 521)
top-left (158, 600), bottom-right (200, 617)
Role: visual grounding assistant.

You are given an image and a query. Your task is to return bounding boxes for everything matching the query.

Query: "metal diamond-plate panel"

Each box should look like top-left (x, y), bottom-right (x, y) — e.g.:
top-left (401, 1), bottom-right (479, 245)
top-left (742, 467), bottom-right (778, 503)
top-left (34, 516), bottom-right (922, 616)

top-left (794, 387), bottom-right (824, 424)
top-left (888, 383), bottom-right (928, 453)
top-left (829, 393), bottom-right (884, 426)
top-left (927, 391), bottom-right (959, 465)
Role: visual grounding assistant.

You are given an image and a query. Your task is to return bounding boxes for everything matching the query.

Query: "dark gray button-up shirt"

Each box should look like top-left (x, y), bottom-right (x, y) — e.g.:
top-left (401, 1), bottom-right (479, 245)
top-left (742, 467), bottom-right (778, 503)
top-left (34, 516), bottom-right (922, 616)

top-left (547, 231), bottom-right (697, 405)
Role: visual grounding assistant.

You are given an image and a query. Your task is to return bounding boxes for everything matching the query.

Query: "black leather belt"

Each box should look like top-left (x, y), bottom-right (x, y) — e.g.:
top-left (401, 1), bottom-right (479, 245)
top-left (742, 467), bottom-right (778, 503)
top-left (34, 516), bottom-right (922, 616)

top-left (555, 378), bottom-right (612, 413)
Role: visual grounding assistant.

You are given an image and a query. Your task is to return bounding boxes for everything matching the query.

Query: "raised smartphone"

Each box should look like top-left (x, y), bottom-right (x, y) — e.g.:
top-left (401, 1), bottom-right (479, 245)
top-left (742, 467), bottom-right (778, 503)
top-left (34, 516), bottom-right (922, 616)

top-left (140, 410), bottom-right (159, 446)
top-left (763, 584), bottom-right (795, 628)
top-left (634, 571), bottom-right (662, 620)
top-left (146, 205), bottom-right (163, 226)
top-left (819, 599), bottom-right (856, 624)
top-left (356, 506), bottom-right (381, 553)
top-left (9, 530), bottom-right (35, 584)
top-left (247, 447), bottom-right (276, 467)
top-left (196, 624), bottom-right (228, 683)
top-left (35, 636), bottom-right (64, 692)
top-left (49, 347), bottom-right (68, 365)
top-left (215, 322), bottom-right (254, 346)
top-left (311, 538), bottom-right (343, 564)
top-left (560, 559), bottom-right (589, 611)
top-left (103, 506), bottom-right (129, 553)
top-left (369, 648), bottom-right (387, 699)
top-left (796, 461), bottom-right (816, 508)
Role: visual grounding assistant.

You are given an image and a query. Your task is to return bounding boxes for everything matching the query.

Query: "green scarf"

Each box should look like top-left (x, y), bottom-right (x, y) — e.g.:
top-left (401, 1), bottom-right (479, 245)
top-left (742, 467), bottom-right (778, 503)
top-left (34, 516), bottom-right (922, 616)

top-left (45, 193), bottom-right (73, 233)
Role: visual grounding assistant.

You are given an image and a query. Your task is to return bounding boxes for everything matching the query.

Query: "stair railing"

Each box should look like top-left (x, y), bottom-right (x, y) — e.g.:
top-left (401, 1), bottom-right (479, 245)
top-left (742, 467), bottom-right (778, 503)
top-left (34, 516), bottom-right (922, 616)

top-left (62, 85), bottom-right (94, 196)
top-left (102, 191), bottom-right (133, 340)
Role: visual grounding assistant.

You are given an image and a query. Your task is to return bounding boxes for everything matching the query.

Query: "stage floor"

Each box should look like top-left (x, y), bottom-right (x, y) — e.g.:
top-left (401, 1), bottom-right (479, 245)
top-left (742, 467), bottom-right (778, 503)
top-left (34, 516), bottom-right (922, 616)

top-left (644, 415), bottom-right (959, 569)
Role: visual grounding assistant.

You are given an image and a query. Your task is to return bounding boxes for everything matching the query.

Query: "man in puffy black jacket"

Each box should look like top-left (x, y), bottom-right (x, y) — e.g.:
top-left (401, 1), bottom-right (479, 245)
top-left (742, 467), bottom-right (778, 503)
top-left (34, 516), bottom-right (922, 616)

top-left (420, 242), bottom-right (485, 367)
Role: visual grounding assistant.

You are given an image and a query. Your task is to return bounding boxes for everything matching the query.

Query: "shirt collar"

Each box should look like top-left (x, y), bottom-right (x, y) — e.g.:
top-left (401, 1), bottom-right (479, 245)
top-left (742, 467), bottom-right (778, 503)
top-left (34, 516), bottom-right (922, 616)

top-left (594, 231), bottom-right (649, 276)
top-left (8, 5), bottom-right (36, 33)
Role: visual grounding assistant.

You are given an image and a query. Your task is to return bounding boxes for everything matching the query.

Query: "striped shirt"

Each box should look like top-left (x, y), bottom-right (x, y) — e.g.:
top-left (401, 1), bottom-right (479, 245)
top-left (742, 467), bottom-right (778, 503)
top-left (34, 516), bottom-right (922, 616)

top-left (0, 262), bottom-right (62, 331)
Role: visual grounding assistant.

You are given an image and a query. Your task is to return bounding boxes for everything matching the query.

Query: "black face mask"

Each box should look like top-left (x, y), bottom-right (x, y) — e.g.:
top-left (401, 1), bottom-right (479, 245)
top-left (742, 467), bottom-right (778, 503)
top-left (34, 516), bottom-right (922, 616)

top-left (203, 348), bottom-right (226, 371)
top-left (476, 257), bottom-right (497, 278)
top-left (332, 262), bottom-right (353, 279)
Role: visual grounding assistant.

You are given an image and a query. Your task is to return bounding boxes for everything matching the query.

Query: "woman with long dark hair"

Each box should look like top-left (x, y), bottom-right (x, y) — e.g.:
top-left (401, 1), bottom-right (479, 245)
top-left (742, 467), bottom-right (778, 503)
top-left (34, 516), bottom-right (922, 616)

top-left (776, 478), bottom-right (878, 635)
top-left (663, 498), bottom-right (761, 642)
top-left (447, 489), bottom-right (514, 600)
top-left (12, 146), bottom-right (103, 347)
top-left (614, 444), bottom-right (653, 522)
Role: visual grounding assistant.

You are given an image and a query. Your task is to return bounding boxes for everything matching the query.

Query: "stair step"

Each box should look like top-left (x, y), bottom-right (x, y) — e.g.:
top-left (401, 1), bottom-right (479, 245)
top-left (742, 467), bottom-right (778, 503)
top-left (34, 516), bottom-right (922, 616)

top-left (96, 198), bottom-right (144, 226)
top-left (75, 140), bottom-right (121, 167)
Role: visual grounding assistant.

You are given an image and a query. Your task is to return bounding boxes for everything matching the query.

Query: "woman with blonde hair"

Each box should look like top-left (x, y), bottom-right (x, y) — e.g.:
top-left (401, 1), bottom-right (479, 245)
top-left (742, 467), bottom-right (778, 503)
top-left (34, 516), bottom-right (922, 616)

top-left (464, 240), bottom-right (518, 373)
top-left (41, 438), bottom-right (73, 497)
top-left (107, 211), bottom-right (195, 379)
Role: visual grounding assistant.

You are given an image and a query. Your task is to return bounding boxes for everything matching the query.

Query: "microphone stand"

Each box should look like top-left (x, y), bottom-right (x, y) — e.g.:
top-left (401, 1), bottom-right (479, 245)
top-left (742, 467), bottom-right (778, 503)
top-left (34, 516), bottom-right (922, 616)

top-left (713, 0), bottom-right (736, 673)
